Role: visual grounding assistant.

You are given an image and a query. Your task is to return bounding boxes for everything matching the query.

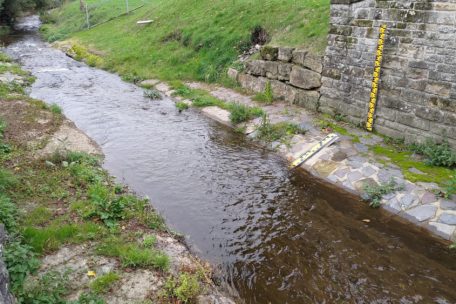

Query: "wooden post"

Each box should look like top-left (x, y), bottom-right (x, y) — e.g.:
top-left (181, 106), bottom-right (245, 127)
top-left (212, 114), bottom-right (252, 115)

top-left (85, 3), bottom-right (90, 29)
top-left (126, 0), bottom-right (129, 14)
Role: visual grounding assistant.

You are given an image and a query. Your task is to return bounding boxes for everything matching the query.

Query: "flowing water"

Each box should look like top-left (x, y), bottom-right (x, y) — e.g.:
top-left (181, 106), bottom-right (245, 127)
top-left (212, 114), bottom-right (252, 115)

top-left (3, 16), bottom-right (456, 304)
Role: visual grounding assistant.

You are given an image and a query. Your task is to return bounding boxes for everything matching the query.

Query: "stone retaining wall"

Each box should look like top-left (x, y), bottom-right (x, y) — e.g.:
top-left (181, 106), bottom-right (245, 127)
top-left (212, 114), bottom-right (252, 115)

top-left (320, 0), bottom-right (456, 147)
top-left (232, 46), bottom-right (323, 112)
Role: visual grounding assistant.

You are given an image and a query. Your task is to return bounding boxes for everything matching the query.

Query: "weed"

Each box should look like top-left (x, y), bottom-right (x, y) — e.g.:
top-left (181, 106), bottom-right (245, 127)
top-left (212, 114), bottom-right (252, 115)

top-left (256, 114), bottom-right (306, 143)
top-left (0, 194), bottom-right (17, 231)
top-left (164, 273), bottom-right (201, 303)
top-left (17, 270), bottom-right (69, 304)
top-left (90, 272), bottom-right (120, 294)
top-left (450, 242), bottom-right (456, 250)
top-left (70, 292), bottom-right (106, 304)
top-left (144, 89), bottom-right (162, 100)
top-left (410, 140), bottom-right (456, 168)
top-left (87, 183), bottom-right (131, 228)
top-left (228, 103), bottom-right (263, 124)
top-left (254, 81), bottom-right (273, 104)
top-left (176, 102), bottom-right (189, 112)
top-left (363, 179), bottom-right (404, 208)
top-left (4, 241), bottom-right (40, 291)
top-left (192, 97), bottom-right (217, 108)
top-left (334, 113), bottom-right (346, 122)
top-left (49, 103), bottom-right (62, 114)
top-left (96, 237), bottom-right (170, 270)
top-left (0, 168), bottom-right (17, 191)
top-left (142, 235), bottom-right (157, 248)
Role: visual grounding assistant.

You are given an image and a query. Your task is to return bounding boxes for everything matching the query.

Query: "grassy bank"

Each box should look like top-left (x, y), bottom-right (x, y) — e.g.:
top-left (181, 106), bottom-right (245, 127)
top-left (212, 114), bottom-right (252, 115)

top-left (41, 0), bottom-right (329, 83)
top-left (0, 54), bottom-right (214, 303)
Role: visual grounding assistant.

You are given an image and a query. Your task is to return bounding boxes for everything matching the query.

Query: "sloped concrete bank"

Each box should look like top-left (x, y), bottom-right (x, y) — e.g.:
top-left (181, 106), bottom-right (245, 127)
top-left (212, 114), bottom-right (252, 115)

top-left (149, 79), bottom-right (456, 243)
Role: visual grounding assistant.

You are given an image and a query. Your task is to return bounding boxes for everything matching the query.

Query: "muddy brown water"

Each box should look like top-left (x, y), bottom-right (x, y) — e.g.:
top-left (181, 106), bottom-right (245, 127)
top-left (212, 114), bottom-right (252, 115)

top-left (3, 16), bottom-right (456, 304)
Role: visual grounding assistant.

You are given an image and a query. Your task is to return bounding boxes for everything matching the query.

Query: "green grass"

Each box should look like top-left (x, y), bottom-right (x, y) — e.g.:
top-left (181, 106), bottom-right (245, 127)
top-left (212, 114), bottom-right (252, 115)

top-left (254, 81), bottom-right (274, 104)
top-left (175, 101), bottom-right (189, 112)
top-left (171, 82), bottom-right (264, 124)
top-left (23, 221), bottom-right (106, 254)
top-left (96, 237), bottom-right (170, 270)
top-left (90, 272), bottom-right (120, 294)
top-left (257, 115), bottom-right (306, 143)
top-left (49, 103), bottom-right (63, 114)
top-left (371, 145), bottom-right (455, 187)
top-left (42, 0), bottom-right (330, 84)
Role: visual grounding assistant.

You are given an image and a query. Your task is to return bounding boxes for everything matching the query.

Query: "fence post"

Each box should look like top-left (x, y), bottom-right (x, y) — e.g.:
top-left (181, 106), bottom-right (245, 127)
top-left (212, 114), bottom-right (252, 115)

top-left (85, 3), bottom-right (90, 29)
top-left (126, 0), bottom-right (129, 14)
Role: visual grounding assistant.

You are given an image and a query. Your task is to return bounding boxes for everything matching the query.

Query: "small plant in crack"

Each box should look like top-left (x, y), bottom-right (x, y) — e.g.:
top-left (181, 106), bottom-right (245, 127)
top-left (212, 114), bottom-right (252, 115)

top-left (362, 178), bottom-right (404, 208)
top-left (144, 89), bottom-right (162, 100)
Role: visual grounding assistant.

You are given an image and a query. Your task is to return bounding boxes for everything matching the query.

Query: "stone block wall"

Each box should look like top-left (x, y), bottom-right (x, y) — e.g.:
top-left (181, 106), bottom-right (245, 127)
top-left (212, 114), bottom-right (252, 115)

top-left (320, 0), bottom-right (456, 147)
top-left (233, 46), bottom-right (323, 111)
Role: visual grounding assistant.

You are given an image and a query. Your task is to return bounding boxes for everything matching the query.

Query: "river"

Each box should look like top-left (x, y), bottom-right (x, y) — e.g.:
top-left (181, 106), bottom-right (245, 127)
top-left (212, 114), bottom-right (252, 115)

top-left (3, 16), bottom-right (456, 304)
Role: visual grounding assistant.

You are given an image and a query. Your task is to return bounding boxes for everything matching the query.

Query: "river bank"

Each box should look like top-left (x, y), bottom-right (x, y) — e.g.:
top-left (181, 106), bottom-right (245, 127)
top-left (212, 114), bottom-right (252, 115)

top-left (4, 15), bottom-right (456, 303)
top-left (0, 53), bottom-right (233, 303)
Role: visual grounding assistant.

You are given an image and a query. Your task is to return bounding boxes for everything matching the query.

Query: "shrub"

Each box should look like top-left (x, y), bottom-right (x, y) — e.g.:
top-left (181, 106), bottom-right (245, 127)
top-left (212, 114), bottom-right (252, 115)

top-left (363, 179), bottom-right (404, 208)
top-left (410, 140), bottom-right (456, 168)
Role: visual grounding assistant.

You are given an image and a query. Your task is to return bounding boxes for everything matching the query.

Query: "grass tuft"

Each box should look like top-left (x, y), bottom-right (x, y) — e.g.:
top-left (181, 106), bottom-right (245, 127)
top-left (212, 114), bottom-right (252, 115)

top-left (363, 179), bottom-right (404, 208)
top-left (90, 272), bottom-right (120, 294)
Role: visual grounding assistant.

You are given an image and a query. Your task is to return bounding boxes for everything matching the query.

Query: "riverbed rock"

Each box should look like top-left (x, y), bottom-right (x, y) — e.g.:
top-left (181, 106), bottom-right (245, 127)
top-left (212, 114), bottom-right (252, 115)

top-left (289, 66), bottom-right (321, 90)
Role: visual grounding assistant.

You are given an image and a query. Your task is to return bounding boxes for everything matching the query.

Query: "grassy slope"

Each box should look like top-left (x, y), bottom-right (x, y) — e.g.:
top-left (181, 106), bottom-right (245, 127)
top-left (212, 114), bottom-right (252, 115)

top-left (42, 0), bottom-right (330, 82)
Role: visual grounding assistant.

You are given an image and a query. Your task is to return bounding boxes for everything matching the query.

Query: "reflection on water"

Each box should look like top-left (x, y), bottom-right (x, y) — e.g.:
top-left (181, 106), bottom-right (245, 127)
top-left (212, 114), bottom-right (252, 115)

top-left (4, 16), bottom-right (456, 304)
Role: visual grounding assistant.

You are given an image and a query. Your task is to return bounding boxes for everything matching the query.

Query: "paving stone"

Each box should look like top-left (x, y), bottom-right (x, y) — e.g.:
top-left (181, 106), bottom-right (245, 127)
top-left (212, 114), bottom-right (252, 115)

top-left (361, 166), bottom-right (377, 177)
top-left (382, 198), bottom-right (401, 214)
top-left (348, 160), bottom-right (363, 169)
top-left (400, 194), bottom-right (419, 210)
top-left (421, 192), bottom-right (438, 204)
top-left (327, 175), bottom-right (339, 183)
top-left (347, 171), bottom-right (363, 183)
top-left (440, 200), bottom-right (456, 210)
top-left (405, 205), bottom-right (437, 222)
top-left (354, 178), bottom-right (378, 192)
top-left (428, 222), bottom-right (456, 240)
top-left (342, 181), bottom-right (355, 190)
top-left (353, 143), bottom-right (368, 153)
top-left (341, 148), bottom-right (358, 157)
top-left (333, 167), bottom-right (350, 178)
top-left (313, 160), bottom-right (339, 177)
top-left (332, 151), bottom-right (347, 161)
top-left (439, 213), bottom-right (456, 225)
top-left (404, 182), bottom-right (418, 192)
top-left (383, 193), bottom-right (396, 200)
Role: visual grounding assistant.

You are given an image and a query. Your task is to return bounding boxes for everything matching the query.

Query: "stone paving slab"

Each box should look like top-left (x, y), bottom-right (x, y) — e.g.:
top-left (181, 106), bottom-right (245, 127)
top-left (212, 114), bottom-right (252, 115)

top-left (154, 81), bottom-right (456, 242)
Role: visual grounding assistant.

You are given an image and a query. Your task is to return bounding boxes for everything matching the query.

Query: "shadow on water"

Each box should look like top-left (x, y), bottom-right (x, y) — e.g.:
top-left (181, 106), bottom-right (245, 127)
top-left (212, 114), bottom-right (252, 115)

top-left (3, 16), bottom-right (456, 304)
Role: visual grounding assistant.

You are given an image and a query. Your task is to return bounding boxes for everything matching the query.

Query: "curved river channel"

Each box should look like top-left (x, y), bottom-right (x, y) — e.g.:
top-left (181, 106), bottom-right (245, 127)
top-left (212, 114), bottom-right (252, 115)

top-left (4, 17), bottom-right (456, 303)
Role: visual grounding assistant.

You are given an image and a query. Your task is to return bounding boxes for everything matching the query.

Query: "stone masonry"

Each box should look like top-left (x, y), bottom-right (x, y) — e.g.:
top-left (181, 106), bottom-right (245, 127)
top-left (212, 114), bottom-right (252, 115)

top-left (233, 46), bottom-right (323, 112)
top-left (320, 0), bottom-right (456, 147)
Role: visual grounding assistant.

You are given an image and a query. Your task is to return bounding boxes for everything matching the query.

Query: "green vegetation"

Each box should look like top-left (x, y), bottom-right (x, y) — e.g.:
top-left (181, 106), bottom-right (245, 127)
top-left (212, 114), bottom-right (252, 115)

top-left (163, 273), bottom-right (201, 303)
top-left (445, 174), bottom-right (456, 198)
top-left (363, 179), bottom-right (404, 208)
top-left (410, 140), bottom-right (456, 168)
top-left (257, 114), bottom-right (306, 143)
top-left (70, 292), bottom-right (106, 304)
top-left (96, 236), bottom-right (169, 270)
top-left (171, 82), bottom-right (263, 124)
top-left (49, 103), bottom-right (62, 114)
top-left (317, 117), bottom-right (360, 143)
top-left (371, 145), bottom-right (455, 188)
top-left (143, 89), bottom-right (162, 100)
top-left (142, 234), bottom-right (157, 248)
top-left (254, 81), bottom-right (274, 104)
top-left (0, 0), bottom-right (58, 24)
top-left (175, 101), bottom-right (189, 112)
top-left (90, 272), bottom-right (120, 294)
top-left (41, 0), bottom-right (329, 84)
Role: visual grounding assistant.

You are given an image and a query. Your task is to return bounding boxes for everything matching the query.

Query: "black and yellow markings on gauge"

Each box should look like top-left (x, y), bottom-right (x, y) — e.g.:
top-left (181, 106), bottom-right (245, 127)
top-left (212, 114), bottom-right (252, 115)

top-left (289, 133), bottom-right (339, 169)
top-left (366, 24), bottom-right (387, 132)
